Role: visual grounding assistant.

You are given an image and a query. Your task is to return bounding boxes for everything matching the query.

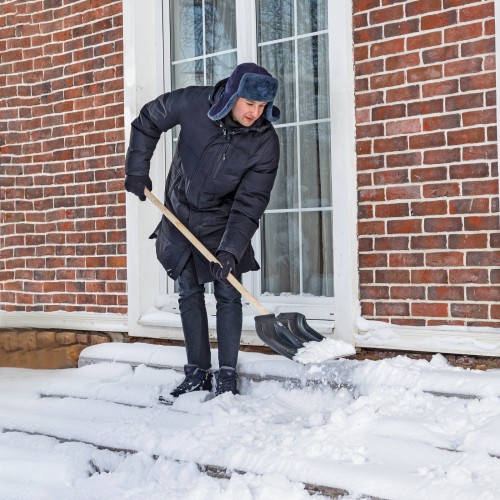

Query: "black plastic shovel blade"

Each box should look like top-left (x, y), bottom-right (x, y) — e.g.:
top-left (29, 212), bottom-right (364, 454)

top-left (276, 312), bottom-right (325, 343)
top-left (254, 313), bottom-right (325, 360)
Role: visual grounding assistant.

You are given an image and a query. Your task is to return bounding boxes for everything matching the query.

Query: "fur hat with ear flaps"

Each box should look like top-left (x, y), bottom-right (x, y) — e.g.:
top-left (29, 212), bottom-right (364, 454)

top-left (208, 63), bottom-right (280, 123)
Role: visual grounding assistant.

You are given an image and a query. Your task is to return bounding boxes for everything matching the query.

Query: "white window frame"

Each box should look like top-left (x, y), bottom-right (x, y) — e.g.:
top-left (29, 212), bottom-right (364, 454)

top-left (123, 0), bottom-right (359, 345)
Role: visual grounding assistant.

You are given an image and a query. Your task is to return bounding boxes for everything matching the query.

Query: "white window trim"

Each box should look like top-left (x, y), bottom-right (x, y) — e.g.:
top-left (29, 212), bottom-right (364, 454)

top-left (123, 0), bottom-right (360, 344)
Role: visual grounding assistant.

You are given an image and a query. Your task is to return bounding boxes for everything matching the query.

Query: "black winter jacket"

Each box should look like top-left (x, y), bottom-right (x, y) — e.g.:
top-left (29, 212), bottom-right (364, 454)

top-left (125, 80), bottom-right (280, 283)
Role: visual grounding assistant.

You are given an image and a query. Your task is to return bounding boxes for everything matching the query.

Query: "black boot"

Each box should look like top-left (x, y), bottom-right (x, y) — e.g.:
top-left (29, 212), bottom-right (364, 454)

top-left (215, 366), bottom-right (239, 396)
top-left (170, 364), bottom-right (213, 398)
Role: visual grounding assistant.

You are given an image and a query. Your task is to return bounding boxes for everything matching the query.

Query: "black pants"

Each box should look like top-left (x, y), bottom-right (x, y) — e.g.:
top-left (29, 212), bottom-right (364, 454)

top-left (177, 256), bottom-right (242, 370)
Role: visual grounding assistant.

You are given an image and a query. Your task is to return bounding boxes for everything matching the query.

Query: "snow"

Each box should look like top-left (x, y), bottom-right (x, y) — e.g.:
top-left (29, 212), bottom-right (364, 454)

top-left (293, 338), bottom-right (356, 364)
top-left (2, 344), bottom-right (500, 499)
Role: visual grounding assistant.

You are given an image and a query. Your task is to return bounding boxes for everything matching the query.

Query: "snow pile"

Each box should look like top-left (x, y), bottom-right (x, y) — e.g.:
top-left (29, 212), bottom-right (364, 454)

top-left (293, 338), bottom-right (356, 364)
top-left (3, 345), bottom-right (500, 498)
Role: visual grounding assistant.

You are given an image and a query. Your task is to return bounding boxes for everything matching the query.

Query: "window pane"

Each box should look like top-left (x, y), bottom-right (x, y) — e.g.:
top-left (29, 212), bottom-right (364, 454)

top-left (297, 0), bottom-right (328, 35)
top-left (302, 211), bottom-right (333, 296)
top-left (268, 126), bottom-right (298, 210)
top-left (205, 1), bottom-right (236, 54)
top-left (259, 41), bottom-right (296, 124)
top-left (297, 34), bottom-right (329, 121)
top-left (257, 0), bottom-right (293, 43)
top-left (300, 122), bottom-right (331, 208)
top-left (172, 59), bottom-right (204, 90)
top-left (261, 212), bottom-right (300, 294)
top-left (206, 52), bottom-right (237, 86)
top-left (171, 0), bottom-right (203, 61)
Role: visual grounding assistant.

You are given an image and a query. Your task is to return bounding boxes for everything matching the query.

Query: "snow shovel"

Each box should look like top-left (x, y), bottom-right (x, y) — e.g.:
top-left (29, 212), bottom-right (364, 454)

top-left (144, 188), bottom-right (325, 360)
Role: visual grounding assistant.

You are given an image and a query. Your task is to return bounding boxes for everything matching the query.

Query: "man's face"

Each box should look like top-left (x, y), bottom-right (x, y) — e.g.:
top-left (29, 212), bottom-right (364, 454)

top-left (231, 98), bottom-right (267, 127)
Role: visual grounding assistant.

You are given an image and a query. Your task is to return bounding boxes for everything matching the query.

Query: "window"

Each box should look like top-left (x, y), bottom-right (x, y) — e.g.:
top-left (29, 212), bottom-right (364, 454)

top-left (165, 0), bottom-right (333, 317)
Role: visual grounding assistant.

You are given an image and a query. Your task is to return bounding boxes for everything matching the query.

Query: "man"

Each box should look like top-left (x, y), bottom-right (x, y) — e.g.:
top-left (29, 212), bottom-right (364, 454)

top-left (124, 63), bottom-right (280, 398)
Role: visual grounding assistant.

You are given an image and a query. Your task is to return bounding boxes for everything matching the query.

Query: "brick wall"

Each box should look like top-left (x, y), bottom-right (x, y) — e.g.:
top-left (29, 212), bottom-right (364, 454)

top-left (0, 0), bottom-right (126, 314)
top-left (354, 0), bottom-right (499, 328)
top-left (0, 328), bottom-right (115, 369)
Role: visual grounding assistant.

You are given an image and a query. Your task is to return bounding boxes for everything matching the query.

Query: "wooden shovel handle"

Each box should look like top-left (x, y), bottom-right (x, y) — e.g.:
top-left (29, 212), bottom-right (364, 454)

top-left (144, 188), bottom-right (270, 316)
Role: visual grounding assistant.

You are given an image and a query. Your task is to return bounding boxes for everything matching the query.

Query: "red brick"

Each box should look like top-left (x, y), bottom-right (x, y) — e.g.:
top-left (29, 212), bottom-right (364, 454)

top-left (375, 203), bottom-right (409, 218)
top-left (410, 200), bottom-right (447, 216)
top-left (408, 99), bottom-right (443, 116)
top-left (360, 286), bottom-right (390, 300)
top-left (384, 19), bottom-right (420, 38)
top-left (359, 188), bottom-right (385, 202)
top-left (370, 38), bottom-right (405, 58)
top-left (356, 91), bottom-right (385, 107)
top-left (386, 85), bottom-right (420, 103)
top-left (462, 38), bottom-right (495, 57)
top-left (412, 302), bottom-right (449, 317)
top-left (444, 22), bottom-right (483, 43)
top-left (449, 234), bottom-right (488, 249)
top-left (372, 104), bottom-right (406, 121)
top-left (422, 115), bottom-right (459, 133)
top-left (409, 132), bottom-right (445, 150)
top-left (354, 26), bottom-right (383, 44)
top-left (411, 167), bottom-right (447, 183)
top-left (460, 73), bottom-right (496, 92)
top-left (462, 180), bottom-right (499, 196)
top-left (407, 31), bottom-right (442, 51)
top-left (428, 286), bottom-right (464, 301)
top-left (424, 148), bottom-right (461, 164)
top-left (463, 145), bottom-right (498, 160)
top-left (444, 57), bottom-right (483, 77)
top-left (371, 71), bottom-right (405, 89)
top-left (408, 65), bottom-right (443, 83)
top-left (387, 219), bottom-right (422, 234)
top-left (412, 269), bottom-right (448, 284)
top-left (424, 217), bottom-right (463, 233)
top-left (374, 168), bottom-right (409, 185)
top-left (451, 303), bottom-right (488, 319)
top-left (422, 11), bottom-right (458, 31)
top-left (422, 80), bottom-right (459, 98)
top-left (376, 270), bottom-right (410, 283)
top-left (450, 163), bottom-right (490, 179)
top-left (386, 185), bottom-right (422, 200)
top-left (459, 3), bottom-right (495, 23)
top-left (357, 123), bottom-right (384, 138)
top-left (390, 286), bottom-right (426, 300)
top-left (358, 221), bottom-right (386, 235)
top-left (359, 253), bottom-right (388, 268)
top-left (358, 156), bottom-right (385, 170)
top-left (466, 251), bottom-right (500, 267)
top-left (386, 152), bottom-right (422, 168)
top-left (374, 236), bottom-right (409, 251)
top-left (376, 302), bottom-right (410, 316)
top-left (386, 52), bottom-right (420, 71)
top-left (389, 253), bottom-right (424, 267)
top-left (354, 0), bottom-right (381, 14)
top-left (426, 252), bottom-right (465, 267)
top-left (373, 136), bottom-right (408, 153)
top-left (411, 235), bottom-right (447, 249)
top-left (464, 215), bottom-right (499, 231)
top-left (450, 196), bottom-right (489, 214)
top-left (405, 0), bottom-right (442, 17)
top-left (386, 118), bottom-right (421, 136)
top-left (450, 269), bottom-right (489, 284)
top-left (369, 5), bottom-right (404, 25)
top-left (423, 183), bottom-right (460, 198)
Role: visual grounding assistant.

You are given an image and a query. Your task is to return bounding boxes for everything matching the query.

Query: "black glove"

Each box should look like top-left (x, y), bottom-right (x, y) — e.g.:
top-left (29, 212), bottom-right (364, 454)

top-left (210, 251), bottom-right (236, 285)
top-left (124, 174), bottom-right (152, 201)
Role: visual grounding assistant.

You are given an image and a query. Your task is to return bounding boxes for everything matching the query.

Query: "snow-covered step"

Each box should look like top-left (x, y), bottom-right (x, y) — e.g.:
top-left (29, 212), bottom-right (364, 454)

top-left (3, 362), bottom-right (500, 498)
top-left (80, 342), bottom-right (500, 400)
top-left (1, 429), bottom-right (356, 499)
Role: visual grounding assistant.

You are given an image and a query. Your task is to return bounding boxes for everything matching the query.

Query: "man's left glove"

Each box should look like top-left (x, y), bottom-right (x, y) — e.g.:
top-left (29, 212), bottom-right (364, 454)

top-left (210, 251), bottom-right (236, 285)
top-left (124, 174), bottom-right (152, 201)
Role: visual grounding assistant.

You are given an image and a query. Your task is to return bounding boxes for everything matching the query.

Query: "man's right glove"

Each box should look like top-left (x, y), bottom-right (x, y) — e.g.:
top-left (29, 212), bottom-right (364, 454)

top-left (124, 174), bottom-right (152, 201)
